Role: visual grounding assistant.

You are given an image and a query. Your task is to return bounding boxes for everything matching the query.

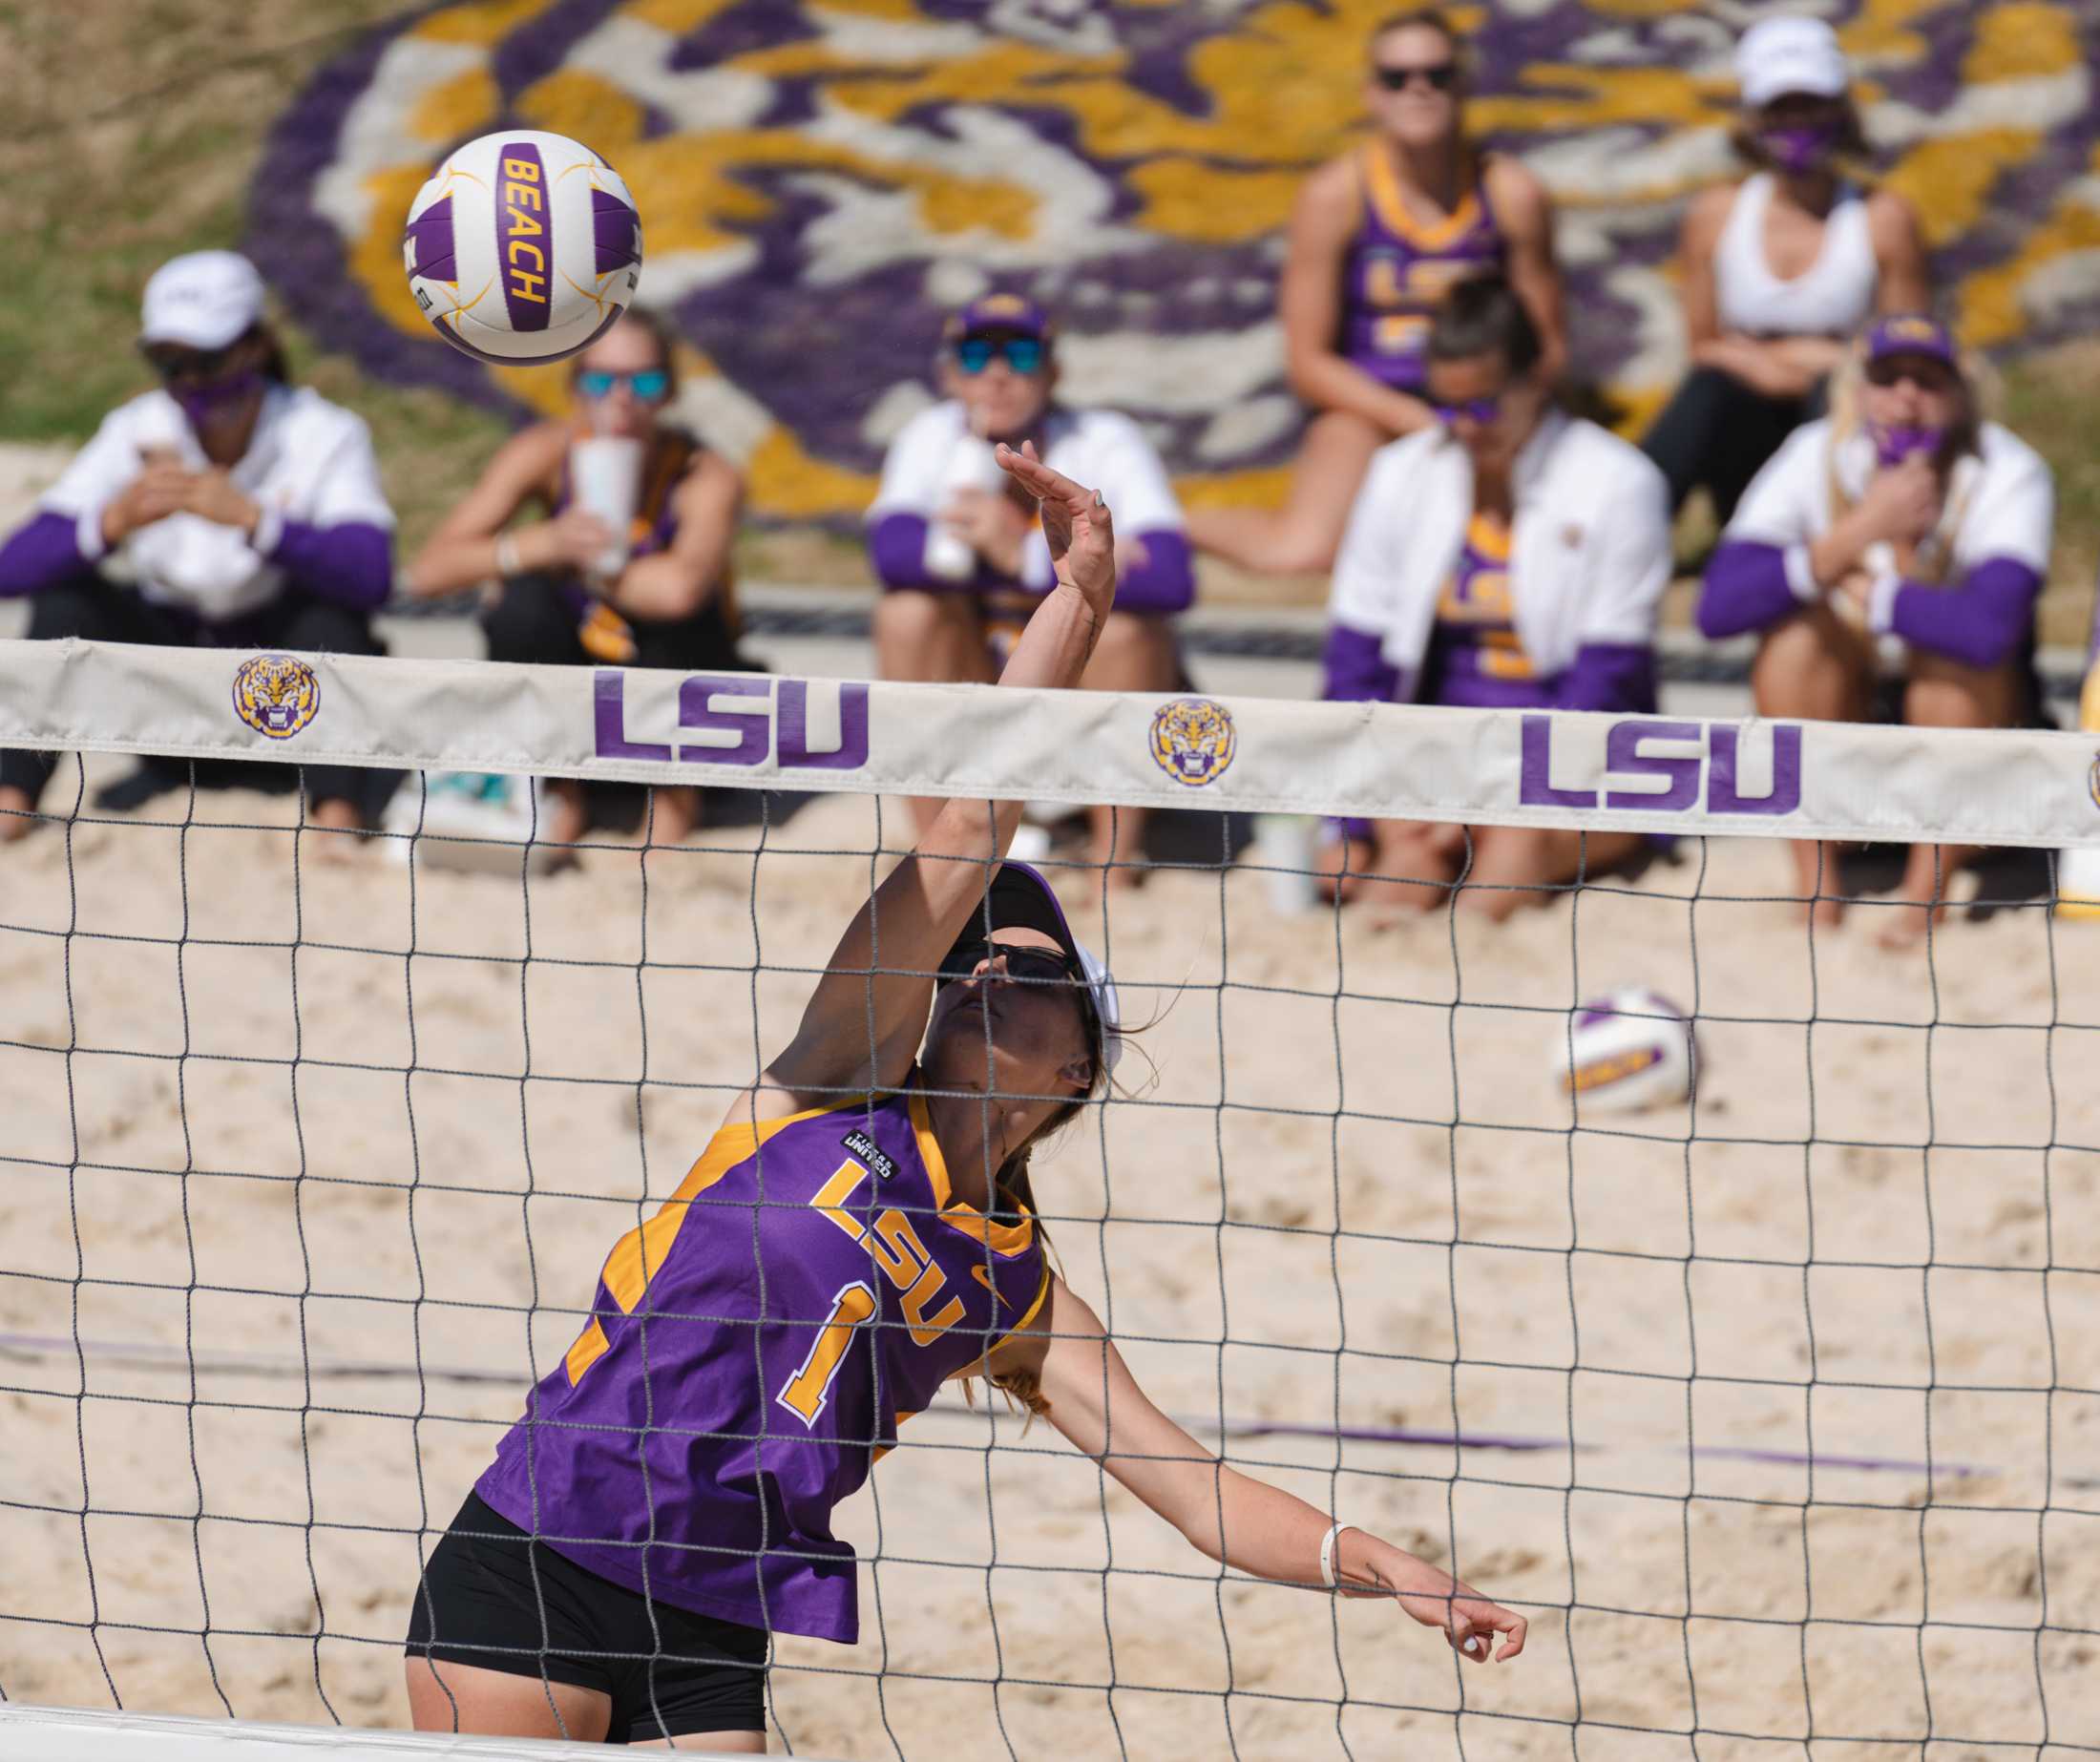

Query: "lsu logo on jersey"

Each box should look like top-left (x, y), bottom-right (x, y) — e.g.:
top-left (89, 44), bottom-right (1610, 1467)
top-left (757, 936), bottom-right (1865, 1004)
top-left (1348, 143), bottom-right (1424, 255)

top-left (232, 654), bottom-right (321, 740)
top-left (2088, 748), bottom-right (2100, 813)
top-left (1148, 696), bottom-right (1235, 788)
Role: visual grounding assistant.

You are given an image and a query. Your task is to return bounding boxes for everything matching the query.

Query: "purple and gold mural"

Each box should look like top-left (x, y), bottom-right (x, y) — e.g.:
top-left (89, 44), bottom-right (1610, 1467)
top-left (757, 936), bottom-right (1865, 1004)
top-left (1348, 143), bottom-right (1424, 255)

top-left (252, 0), bottom-right (2100, 525)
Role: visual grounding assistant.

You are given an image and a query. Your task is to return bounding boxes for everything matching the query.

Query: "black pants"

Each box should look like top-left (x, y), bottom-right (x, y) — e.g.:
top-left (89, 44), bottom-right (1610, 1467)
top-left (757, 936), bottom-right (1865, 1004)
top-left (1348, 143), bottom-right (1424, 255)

top-left (482, 573), bottom-right (750, 832)
top-left (0, 577), bottom-right (391, 817)
top-left (482, 572), bottom-right (745, 675)
top-left (1640, 366), bottom-right (1831, 525)
top-left (406, 1491), bottom-right (768, 1742)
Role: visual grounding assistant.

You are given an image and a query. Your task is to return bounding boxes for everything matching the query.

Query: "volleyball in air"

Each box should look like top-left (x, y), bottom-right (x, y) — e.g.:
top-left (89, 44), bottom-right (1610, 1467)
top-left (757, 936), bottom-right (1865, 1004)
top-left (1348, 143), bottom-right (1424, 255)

top-left (402, 130), bottom-right (641, 364)
top-left (1551, 988), bottom-right (1697, 1112)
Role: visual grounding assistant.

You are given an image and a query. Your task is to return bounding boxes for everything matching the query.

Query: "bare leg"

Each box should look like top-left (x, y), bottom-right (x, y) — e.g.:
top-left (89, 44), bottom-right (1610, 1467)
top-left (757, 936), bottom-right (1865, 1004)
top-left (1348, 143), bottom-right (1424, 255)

top-left (406, 1656), bottom-right (611, 1743)
top-left (633, 1730), bottom-right (767, 1752)
top-left (0, 783), bottom-right (37, 844)
top-left (1880, 651), bottom-right (2025, 949)
top-left (873, 589), bottom-right (994, 837)
top-left (1081, 611), bottom-right (1180, 888)
top-left (308, 794), bottom-right (367, 865)
top-left (644, 785), bottom-right (702, 847)
top-left (1314, 830), bottom-right (1376, 904)
top-left (1748, 607), bottom-right (1874, 927)
top-left (545, 779), bottom-right (590, 848)
top-left (1460, 825), bottom-right (1650, 920)
top-left (1358, 819), bottom-right (1469, 923)
top-left (1185, 410), bottom-right (1390, 576)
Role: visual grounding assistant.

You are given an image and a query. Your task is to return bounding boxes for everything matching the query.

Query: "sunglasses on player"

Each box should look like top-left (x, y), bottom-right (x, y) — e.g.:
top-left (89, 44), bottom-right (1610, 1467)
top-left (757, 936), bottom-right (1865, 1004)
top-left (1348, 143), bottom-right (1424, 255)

top-left (140, 341), bottom-right (243, 382)
top-left (1863, 357), bottom-right (1957, 394)
top-left (937, 939), bottom-right (1081, 990)
top-left (1374, 62), bottom-right (1460, 93)
top-left (577, 368), bottom-right (671, 401)
top-left (1433, 394), bottom-right (1503, 427)
top-left (953, 335), bottom-right (1045, 376)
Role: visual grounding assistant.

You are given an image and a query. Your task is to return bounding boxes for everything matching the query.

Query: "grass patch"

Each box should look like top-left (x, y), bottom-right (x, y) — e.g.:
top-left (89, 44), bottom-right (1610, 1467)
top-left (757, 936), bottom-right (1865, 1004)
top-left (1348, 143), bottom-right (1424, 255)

top-left (1999, 341), bottom-right (2100, 651)
top-left (0, 0), bottom-right (508, 551)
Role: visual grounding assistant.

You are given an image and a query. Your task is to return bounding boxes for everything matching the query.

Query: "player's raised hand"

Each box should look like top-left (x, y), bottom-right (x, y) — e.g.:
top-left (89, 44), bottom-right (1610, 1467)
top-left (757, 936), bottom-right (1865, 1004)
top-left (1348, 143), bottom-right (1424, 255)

top-left (995, 440), bottom-right (1115, 620)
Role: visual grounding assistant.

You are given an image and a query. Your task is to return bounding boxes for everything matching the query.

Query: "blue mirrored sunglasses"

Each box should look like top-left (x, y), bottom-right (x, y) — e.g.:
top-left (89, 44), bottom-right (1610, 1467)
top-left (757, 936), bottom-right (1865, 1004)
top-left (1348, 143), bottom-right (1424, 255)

top-left (954, 335), bottom-right (1043, 376)
top-left (1433, 395), bottom-right (1502, 427)
top-left (578, 368), bottom-right (671, 401)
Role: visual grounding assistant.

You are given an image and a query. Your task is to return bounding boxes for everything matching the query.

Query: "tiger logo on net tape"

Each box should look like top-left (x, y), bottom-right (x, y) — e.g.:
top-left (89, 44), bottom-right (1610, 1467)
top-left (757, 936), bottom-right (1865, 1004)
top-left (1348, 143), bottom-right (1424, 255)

top-left (1149, 697), bottom-right (1235, 788)
top-left (232, 654), bottom-right (322, 741)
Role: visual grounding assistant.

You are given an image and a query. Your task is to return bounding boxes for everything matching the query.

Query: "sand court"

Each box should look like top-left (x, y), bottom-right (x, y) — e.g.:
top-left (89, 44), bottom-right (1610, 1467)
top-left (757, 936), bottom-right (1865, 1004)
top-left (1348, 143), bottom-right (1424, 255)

top-left (4, 764), bottom-right (2100, 1756)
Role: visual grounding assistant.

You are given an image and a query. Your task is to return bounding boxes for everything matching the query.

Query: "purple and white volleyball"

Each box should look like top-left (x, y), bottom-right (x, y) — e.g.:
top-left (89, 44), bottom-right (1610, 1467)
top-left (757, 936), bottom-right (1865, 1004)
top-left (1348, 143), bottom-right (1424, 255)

top-left (1554, 987), bottom-right (1697, 1113)
top-left (402, 130), bottom-right (641, 365)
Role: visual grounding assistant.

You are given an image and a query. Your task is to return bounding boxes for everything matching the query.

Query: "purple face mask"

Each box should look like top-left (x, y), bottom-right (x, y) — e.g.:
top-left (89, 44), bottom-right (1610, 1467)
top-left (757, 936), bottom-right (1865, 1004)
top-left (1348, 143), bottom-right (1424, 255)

top-left (1760, 122), bottom-right (1838, 173)
top-left (174, 367), bottom-right (262, 433)
top-left (1870, 422), bottom-right (1943, 468)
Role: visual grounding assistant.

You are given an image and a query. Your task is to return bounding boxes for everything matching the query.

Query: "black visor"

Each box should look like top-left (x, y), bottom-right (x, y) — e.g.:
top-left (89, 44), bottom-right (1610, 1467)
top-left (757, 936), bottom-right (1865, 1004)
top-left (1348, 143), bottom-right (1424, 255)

top-left (939, 864), bottom-right (1082, 977)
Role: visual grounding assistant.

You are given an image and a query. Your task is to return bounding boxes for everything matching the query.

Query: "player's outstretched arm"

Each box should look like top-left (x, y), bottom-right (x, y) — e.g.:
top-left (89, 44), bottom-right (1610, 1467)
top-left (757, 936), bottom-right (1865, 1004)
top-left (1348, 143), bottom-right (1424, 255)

top-left (986, 1277), bottom-right (1527, 1666)
top-left (756, 445), bottom-right (1119, 1109)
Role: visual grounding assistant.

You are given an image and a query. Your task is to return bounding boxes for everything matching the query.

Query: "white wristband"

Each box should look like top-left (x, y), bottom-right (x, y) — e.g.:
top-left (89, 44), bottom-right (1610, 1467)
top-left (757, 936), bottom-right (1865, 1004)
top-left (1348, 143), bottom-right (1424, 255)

top-left (494, 533), bottom-right (523, 578)
top-left (1319, 1521), bottom-right (1350, 1589)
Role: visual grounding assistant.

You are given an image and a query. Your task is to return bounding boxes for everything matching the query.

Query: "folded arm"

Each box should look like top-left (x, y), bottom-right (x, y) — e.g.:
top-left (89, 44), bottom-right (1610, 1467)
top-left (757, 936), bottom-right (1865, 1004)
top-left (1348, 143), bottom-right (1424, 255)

top-left (610, 451), bottom-right (742, 622)
top-left (0, 511), bottom-right (99, 598)
top-left (1281, 158), bottom-right (1437, 438)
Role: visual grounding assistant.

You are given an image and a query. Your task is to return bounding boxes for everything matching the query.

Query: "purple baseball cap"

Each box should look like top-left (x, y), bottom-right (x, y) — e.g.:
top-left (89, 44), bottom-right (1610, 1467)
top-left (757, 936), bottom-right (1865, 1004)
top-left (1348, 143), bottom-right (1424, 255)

top-left (939, 861), bottom-right (1121, 1080)
top-left (1865, 313), bottom-right (1958, 367)
top-left (943, 292), bottom-right (1054, 345)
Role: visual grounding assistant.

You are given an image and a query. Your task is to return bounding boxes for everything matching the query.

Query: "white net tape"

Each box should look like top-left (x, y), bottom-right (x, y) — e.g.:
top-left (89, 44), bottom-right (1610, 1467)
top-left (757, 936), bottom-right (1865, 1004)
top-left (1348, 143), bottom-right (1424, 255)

top-left (4, 637), bottom-right (2100, 1756)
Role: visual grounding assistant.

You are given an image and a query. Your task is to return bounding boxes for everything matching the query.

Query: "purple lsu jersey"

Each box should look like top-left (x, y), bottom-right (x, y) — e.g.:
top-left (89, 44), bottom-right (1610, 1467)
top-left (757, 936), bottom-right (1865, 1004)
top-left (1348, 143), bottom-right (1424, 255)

top-left (1340, 145), bottom-right (1506, 393)
top-left (475, 1087), bottom-right (1049, 1644)
top-left (1425, 513), bottom-right (1556, 709)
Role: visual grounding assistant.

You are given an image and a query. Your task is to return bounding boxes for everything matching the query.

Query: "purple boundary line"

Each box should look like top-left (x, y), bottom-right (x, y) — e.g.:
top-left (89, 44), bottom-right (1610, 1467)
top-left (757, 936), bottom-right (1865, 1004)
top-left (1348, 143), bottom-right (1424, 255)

top-left (0, 1330), bottom-right (2015, 1480)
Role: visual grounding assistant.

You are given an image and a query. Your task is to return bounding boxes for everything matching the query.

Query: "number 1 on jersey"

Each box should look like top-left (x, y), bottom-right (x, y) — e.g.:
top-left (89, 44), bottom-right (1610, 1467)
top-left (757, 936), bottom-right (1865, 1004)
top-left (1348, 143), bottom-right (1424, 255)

top-left (776, 1281), bottom-right (876, 1429)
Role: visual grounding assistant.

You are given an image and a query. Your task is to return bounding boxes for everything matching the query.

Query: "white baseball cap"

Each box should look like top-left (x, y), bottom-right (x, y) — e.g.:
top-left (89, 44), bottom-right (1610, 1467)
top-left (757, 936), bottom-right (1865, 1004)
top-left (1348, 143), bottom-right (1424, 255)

top-left (139, 251), bottom-right (266, 351)
top-left (1735, 15), bottom-right (1850, 108)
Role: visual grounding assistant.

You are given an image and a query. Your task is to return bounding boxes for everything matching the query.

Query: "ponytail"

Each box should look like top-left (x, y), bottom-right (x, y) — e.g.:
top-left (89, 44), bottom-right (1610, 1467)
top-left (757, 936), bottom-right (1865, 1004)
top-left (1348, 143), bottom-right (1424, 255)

top-left (971, 1109), bottom-right (1077, 1424)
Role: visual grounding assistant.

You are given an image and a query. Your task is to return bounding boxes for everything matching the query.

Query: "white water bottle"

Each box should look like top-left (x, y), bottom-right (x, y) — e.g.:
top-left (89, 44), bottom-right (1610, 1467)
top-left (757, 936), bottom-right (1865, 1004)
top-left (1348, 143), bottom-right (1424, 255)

top-left (1253, 815), bottom-right (1321, 913)
top-left (923, 432), bottom-right (1007, 582)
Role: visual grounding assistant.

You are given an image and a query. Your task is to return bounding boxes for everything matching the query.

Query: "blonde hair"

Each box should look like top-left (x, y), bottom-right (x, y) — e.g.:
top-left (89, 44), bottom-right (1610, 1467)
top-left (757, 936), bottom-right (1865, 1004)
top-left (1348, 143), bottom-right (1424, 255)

top-left (1823, 326), bottom-right (1992, 582)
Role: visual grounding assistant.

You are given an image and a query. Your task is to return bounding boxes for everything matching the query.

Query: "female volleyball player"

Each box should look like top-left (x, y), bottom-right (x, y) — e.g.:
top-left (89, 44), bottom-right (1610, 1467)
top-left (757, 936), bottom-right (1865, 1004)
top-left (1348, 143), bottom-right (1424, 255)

top-left (1640, 15), bottom-right (1928, 527)
top-left (407, 308), bottom-right (746, 847)
top-left (1318, 275), bottom-right (1672, 920)
top-left (406, 445), bottom-right (1527, 1749)
top-left (0, 250), bottom-right (394, 842)
top-left (1698, 313), bottom-right (2054, 944)
top-left (1186, 9), bottom-right (1564, 577)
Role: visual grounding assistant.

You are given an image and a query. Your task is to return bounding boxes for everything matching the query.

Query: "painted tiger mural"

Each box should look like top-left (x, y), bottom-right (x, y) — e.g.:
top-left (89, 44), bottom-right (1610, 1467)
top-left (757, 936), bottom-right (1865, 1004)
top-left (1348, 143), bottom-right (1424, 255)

top-left (250, 0), bottom-right (2100, 525)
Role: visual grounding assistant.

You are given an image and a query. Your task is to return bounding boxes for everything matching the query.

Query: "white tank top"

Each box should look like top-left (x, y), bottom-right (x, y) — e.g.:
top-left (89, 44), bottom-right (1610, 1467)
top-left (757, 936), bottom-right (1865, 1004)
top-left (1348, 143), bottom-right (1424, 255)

top-left (1712, 172), bottom-right (1879, 339)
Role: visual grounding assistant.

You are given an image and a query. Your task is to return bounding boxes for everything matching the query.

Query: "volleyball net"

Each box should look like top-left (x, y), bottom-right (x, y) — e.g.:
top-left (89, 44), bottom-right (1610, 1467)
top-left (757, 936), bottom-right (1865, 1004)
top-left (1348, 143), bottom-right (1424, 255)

top-left (3, 635), bottom-right (2100, 1757)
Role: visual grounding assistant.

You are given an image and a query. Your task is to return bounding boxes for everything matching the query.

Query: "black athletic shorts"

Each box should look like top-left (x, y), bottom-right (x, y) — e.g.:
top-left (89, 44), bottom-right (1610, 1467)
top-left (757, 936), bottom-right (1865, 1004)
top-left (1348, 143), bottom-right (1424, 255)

top-left (405, 1492), bottom-right (769, 1742)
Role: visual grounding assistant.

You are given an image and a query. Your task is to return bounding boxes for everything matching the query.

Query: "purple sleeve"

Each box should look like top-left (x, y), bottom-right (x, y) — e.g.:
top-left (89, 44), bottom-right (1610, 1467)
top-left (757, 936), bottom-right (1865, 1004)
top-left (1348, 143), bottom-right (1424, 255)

top-left (1888, 557), bottom-right (2041, 671)
top-left (271, 518), bottom-right (393, 611)
top-left (1321, 621), bottom-right (1403, 704)
top-left (1697, 541), bottom-right (1801, 639)
top-left (1111, 528), bottom-right (1194, 615)
top-left (1323, 622), bottom-right (1407, 848)
top-left (0, 510), bottom-right (94, 598)
top-left (1555, 643), bottom-right (1658, 714)
top-left (868, 511), bottom-right (941, 591)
